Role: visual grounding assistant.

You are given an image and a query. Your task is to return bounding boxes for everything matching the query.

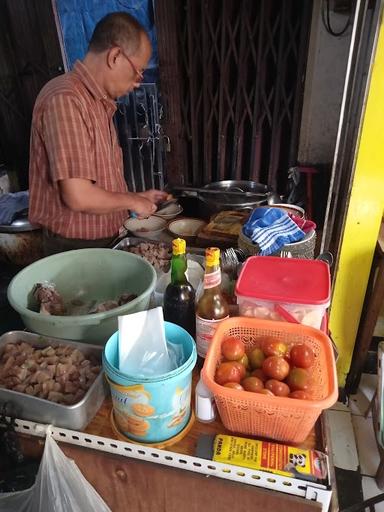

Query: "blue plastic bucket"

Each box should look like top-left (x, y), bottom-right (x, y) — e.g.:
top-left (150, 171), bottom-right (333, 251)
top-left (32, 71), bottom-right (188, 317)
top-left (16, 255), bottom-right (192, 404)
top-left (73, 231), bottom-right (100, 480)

top-left (103, 322), bottom-right (197, 443)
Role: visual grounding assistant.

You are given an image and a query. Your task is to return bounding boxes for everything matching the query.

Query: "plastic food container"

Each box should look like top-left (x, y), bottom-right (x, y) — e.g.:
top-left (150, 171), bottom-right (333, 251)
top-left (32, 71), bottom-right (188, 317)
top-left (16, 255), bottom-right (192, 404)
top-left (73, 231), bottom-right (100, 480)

top-left (103, 322), bottom-right (197, 444)
top-left (7, 249), bottom-right (156, 345)
top-left (201, 317), bottom-right (338, 444)
top-left (235, 256), bottom-right (330, 329)
top-left (0, 331), bottom-right (107, 430)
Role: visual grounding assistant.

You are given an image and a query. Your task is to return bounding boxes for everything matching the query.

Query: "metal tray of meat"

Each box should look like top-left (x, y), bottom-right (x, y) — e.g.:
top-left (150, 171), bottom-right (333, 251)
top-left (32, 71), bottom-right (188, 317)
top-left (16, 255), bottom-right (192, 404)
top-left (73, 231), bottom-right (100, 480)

top-left (113, 236), bottom-right (205, 271)
top-left (112, 236), bottom-right (173, 272)
top-left (0, 331), bottom-right (108, 430)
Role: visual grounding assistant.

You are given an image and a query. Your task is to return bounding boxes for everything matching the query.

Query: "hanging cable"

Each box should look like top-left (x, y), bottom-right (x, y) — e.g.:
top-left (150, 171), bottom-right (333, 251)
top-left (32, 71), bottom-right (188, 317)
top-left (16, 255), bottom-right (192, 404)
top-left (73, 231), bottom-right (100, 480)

top-left (322, 0), bottom-right (353, 37)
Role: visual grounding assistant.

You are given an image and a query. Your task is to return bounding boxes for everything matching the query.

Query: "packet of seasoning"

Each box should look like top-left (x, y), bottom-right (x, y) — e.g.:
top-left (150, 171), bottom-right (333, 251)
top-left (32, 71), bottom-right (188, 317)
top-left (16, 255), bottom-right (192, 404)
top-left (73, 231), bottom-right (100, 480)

top-left (196, 434), bottom-right (329, 485)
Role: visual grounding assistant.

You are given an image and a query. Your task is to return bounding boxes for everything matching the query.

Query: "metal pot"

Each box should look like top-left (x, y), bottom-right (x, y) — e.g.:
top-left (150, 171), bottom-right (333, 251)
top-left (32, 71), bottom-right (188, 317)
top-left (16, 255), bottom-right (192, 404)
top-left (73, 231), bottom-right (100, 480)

top-left (0, 213), bottom-right (43, 266)
top-left (200, 180), bottom-right (280, 213)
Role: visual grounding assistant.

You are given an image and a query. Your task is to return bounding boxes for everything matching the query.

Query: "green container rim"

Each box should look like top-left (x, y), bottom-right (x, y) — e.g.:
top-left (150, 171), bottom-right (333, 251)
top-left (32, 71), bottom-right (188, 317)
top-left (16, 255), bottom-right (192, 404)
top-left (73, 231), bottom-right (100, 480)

top-left (7, 248), bottom-right (157, 323)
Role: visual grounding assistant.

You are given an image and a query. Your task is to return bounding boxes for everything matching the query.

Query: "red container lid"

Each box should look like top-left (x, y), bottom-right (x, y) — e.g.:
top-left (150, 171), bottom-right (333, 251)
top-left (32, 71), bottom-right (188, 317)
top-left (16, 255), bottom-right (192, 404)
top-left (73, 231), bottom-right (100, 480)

top-left (235, 256), bottom-right (331, 305)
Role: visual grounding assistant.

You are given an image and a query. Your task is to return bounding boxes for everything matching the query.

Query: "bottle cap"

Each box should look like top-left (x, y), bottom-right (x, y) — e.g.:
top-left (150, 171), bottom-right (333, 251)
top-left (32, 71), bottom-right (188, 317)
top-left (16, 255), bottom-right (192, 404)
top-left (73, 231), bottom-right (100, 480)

top-left (172, 238), bottom-right (186, 255)
top-left (205, 247), bottom-right (220, 267)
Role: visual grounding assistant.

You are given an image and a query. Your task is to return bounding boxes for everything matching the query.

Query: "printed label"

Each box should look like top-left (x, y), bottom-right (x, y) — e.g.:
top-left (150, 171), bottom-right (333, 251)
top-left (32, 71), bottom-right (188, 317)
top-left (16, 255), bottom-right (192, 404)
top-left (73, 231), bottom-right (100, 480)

top-left (196, 314), bottom-right (229, 357)
top-left (203, 270), bottom-right (221, 289)
top-left (212, 434), bottom-right (328, 481)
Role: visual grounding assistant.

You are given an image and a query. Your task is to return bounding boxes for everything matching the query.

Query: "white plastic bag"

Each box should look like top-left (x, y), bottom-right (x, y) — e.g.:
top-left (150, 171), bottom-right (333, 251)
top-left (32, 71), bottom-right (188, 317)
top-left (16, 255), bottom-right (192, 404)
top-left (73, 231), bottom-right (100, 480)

top-left (0, 435), bottom-right (111, 512)
top-left (118, 307), bottom-right (183, 377)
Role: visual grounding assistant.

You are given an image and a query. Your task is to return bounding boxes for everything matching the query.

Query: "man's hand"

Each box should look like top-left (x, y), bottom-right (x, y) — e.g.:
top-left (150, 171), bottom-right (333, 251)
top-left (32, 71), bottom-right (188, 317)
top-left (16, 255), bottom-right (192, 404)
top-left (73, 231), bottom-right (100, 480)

top-left (131, 195), bottom-right (157, 219)
top-left (138, 189), bottom-right (168, 204)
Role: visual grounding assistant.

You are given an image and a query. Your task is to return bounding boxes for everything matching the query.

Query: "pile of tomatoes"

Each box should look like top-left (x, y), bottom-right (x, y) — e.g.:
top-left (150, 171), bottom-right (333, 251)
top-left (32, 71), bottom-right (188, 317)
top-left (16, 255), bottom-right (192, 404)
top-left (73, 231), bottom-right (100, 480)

top-left (214, 336), bottom-right (315, 399)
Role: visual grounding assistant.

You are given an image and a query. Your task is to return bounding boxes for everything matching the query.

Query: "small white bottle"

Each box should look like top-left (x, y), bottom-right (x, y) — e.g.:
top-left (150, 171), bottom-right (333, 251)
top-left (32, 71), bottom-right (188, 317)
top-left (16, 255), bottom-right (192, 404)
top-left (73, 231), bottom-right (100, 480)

top-left (195, 375), bottom-right (216, 423)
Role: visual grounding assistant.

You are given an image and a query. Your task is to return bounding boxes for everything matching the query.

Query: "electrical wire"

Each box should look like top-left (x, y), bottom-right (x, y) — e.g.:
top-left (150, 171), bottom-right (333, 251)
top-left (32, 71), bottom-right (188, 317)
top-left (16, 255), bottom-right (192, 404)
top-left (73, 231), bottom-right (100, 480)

top-left (322, 0), bottom-right (353, 37)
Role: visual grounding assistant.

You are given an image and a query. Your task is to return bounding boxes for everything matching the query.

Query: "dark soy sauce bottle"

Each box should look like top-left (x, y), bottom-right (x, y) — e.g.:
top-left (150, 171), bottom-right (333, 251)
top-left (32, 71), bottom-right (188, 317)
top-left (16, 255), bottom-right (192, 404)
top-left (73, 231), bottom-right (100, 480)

top-left (163, 238), bottom-right (196, 338)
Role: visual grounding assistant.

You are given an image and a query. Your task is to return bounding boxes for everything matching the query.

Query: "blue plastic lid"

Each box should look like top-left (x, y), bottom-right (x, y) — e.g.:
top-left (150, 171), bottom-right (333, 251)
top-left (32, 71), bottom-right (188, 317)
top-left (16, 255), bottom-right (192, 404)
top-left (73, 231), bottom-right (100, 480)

top-left (235, 256), bottom-right (331, 305)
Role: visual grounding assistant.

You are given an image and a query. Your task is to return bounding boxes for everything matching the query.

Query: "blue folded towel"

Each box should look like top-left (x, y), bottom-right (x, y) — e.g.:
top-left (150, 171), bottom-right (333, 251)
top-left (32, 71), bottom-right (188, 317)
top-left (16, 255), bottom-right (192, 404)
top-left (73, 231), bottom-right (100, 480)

top-left (0, 191), bottom-right (29, 225)
top-left (243, 207), bottom-right (305, 256)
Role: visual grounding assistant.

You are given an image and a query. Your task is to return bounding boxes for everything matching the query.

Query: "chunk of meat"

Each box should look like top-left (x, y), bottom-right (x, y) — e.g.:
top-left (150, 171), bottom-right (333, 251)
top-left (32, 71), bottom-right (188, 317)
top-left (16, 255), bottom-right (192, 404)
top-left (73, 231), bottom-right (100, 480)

top-left (118, 293), bottom-right (137, 306)
top-left (33, 283), bottom-right (66, 316)
top-left (88, 300), bottom-right (119, 313)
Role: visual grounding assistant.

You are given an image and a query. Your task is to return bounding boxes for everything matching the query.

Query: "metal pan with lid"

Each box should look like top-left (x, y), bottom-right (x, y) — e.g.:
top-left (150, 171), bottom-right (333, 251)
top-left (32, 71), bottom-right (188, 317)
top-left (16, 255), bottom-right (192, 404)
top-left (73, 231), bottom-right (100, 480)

top-left (172, 180), bottom-right (280, 211)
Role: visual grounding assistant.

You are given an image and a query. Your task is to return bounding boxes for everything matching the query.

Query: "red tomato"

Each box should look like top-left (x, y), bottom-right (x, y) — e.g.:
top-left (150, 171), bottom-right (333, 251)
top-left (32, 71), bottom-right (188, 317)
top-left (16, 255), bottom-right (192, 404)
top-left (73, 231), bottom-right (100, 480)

top-left (251, 369), bottom-right (268, 382)
top-left (248, 348), bottom-right (265, 369)
top-left (289, 344), bottom-right (315, 369)
top-left (241, 376), bottom-right (264, 393)
top-left (232, 361), bottom-right (246, 380)
top-left (224, 382), bottom-right (244, 390)
top-left (257, 388), bottom-right (275, 396)
top-left (262, 338), bottom-right (288, 358)
top-left (265, 379), bottom-right (290, 397)
top-left (286, 368), bottom-right (310, 391)
top-left (222, 337), bottom-right (245, 361)
top-left (289, 390), bottom-right (310, 400)
top-left (262, 356), bottom-right (290, 381)
top-left (215, 361), bottom-right (243, 385)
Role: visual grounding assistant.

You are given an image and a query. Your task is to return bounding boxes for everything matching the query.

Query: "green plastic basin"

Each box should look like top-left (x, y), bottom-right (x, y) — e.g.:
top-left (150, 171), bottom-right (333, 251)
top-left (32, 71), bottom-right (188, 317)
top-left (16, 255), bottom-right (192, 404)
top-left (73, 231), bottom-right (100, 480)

top-left (7, 248), bottom-right (156, 345)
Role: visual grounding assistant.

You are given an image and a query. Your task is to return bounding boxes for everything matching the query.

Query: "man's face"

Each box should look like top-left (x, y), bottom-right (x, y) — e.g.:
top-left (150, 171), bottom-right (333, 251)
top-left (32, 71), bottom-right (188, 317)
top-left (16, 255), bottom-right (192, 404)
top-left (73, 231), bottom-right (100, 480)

top-left (110, 33), bottom-right (152, 98)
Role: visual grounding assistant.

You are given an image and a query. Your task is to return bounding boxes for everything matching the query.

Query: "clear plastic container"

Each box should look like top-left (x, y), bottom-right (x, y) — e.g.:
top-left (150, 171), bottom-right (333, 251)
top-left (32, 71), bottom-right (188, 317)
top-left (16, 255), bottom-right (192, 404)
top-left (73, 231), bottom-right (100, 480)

top-left (235, 256), bottom-right (331, 329)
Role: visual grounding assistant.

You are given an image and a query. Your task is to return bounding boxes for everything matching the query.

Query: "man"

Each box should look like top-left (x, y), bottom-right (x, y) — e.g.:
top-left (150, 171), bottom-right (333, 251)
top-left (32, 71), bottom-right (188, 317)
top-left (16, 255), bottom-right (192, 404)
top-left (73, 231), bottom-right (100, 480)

top-left (29, 12), bottom-right (167, 255)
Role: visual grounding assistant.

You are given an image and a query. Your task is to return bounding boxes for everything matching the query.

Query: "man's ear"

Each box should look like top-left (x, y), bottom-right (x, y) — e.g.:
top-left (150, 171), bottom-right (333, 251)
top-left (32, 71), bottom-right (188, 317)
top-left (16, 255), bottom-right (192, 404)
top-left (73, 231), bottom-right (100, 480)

top-left (106, 47), bottom-right (120, 69)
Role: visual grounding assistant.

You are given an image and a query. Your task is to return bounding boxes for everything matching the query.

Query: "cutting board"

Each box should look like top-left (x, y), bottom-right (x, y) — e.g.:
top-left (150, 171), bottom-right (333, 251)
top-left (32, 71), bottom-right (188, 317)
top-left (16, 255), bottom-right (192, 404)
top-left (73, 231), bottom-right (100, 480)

top-left (196, 210), bottom-right (250, 247)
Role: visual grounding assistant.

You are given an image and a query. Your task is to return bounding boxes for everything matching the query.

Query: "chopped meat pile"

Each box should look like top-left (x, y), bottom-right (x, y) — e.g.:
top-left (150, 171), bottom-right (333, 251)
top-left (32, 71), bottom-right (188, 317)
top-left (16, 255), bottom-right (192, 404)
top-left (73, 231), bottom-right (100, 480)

top-left (32, 282), bottom-right (137, 316)
top-left (121, 241), bottom-right (171, 271)
top-left (0, 341), bottom-right (101, 405)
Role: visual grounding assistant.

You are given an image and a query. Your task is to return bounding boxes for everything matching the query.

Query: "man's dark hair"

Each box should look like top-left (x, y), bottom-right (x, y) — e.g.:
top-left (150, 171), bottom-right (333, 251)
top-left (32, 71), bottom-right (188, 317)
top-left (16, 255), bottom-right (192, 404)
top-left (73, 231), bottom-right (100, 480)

top-left (88, 12), bottom-right (148, 55)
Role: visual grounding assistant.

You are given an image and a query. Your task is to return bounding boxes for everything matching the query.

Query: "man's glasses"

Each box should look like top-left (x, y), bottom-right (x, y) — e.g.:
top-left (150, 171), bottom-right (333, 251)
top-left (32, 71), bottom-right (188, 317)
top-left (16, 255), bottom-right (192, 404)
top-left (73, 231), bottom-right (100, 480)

top-left (114, 43), bottom-right (144, 82)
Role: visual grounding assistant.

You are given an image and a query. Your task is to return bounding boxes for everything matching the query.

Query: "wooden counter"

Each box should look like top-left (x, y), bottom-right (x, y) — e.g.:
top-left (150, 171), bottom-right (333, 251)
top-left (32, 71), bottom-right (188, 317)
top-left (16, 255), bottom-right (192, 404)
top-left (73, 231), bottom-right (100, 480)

top-left (18, 370), bottom-right (336, 512)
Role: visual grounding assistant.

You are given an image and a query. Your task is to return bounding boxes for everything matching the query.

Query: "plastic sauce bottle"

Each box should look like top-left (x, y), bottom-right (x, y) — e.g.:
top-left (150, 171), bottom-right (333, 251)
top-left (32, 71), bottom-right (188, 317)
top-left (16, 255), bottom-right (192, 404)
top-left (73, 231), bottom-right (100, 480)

top-left (163, 238), bottom-right (196, 337)
top-left (195, 375), bottom-right (216, 423)
top-left (196, 247), bottom-right (229, 361)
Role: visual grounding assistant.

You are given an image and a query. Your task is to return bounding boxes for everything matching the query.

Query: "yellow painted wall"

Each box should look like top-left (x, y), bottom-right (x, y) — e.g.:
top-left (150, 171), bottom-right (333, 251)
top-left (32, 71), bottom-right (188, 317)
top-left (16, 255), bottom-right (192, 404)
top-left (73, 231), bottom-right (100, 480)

top-left (329, 12), bottom-right (384, 386)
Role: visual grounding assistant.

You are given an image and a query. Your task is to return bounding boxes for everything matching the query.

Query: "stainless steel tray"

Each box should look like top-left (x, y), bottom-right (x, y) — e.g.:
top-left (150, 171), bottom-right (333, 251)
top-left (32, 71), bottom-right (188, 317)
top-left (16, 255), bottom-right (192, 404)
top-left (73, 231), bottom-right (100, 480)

top-left (112, 235), bottom-right (171, 251)
top-left (113, 236), bottom-right (206, 256)
top-left (0, 331), bottom-right (108, 430)
top-left (112, 236), bottom-right (172, 273)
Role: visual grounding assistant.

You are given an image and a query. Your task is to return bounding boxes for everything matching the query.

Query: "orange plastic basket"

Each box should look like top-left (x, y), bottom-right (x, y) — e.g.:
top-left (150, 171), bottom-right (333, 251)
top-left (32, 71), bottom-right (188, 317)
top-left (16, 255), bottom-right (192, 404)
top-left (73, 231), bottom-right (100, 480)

top-left (201, 317), bottom-right (338, 444)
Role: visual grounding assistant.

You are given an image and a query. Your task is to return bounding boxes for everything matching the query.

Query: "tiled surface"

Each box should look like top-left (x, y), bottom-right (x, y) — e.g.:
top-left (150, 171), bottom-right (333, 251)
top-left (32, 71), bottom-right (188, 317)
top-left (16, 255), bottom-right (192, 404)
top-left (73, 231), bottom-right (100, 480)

top-left (362, 476), bottom-right (384, 511)
top-left (330, 400), bottom-right (350, 413)
top-left (353, 414), bottom-right (381, 476)
top-left (327, 409), bottom-right (359, 471)
top-left (333, 373), bottom-right (384, 510)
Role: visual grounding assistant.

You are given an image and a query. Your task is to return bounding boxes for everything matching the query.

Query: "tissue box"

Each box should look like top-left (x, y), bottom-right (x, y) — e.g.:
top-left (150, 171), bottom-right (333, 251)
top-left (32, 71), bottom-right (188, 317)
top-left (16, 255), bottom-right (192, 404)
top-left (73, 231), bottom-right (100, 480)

top-left (235, 256), bottom-right (330, 329)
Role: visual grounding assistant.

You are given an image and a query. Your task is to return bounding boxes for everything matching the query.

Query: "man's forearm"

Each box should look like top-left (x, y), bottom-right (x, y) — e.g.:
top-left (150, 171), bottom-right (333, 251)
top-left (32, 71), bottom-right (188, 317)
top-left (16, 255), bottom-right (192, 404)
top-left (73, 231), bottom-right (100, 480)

top-left (59, 179), bottom-right (140, 214)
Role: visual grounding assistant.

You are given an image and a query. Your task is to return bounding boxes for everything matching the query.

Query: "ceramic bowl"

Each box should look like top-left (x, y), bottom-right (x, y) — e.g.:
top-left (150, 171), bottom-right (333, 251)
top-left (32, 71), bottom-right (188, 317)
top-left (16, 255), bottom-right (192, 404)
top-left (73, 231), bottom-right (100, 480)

top-left (167, 218), bottom-right (207, 244)
top-left (124, 216), bottom-right (167, 240)
top-left (154, 202), bottom-right (184, 220)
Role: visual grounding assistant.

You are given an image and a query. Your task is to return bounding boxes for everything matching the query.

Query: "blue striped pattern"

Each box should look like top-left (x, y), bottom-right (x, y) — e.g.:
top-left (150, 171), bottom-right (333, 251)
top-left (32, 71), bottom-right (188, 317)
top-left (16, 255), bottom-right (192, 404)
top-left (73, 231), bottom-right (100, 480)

top-left (243, 207), bottom-right (305, 256)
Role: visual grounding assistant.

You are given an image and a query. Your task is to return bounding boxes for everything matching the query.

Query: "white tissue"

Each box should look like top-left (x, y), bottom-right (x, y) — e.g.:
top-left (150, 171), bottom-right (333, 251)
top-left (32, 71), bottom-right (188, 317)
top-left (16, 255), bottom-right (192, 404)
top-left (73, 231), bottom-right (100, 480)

top-left (118, 307), bottom-right (172, 376)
